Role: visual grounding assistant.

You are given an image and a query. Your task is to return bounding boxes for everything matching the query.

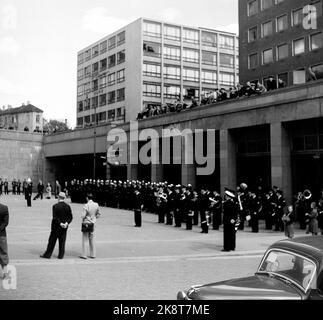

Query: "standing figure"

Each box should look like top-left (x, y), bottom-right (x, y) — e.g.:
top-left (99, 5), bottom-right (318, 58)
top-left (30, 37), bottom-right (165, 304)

top-left (222, 189), bottom-right (239, 252)
top-left (4, 179), bottom-right (9, 195)
top-left (306, 202), bottom-right (319, 236)
top-left (16, 179), bottom-right (21, 195)
top-left (11, 179), bottom-right (17, 195)
top-left (46, 183), bottom-right (52, 199)
top-left (133, 188), bottom-right (143, 227)
top-left (0, 179), bottom-right (3, 196)
top-left (199, 188), bottom-right (210, 234)
top-left (318, 198), bottom-right (323, 235)
top-left (33, 180), bottom-right (44, 200)
top-left (55, 180), bottom-right (61, 199)
top-left (282, 205), bottom-right (295, 239)
top-left (80, 193), bottom-right (100, 259)
top-left (25, 178), bottom-right (33, 207)
top-left (40, 192), bottom-right (73, 259)
top-left (274, 190), bottom-right (286, 232)
top-left (209, 191), bottom-right (222, 230)
top-left (22, 179), bottom-right (27, 196)
top-left (0, 202), bottom-right (9, 279)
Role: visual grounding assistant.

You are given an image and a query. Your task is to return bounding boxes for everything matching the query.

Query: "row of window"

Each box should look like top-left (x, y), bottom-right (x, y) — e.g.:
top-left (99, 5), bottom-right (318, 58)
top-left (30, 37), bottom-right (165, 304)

top-left (143, 63), bottom-right (219, 84)
top-left (143, 21), bottom-right (236, 49)
top-left (143, 42), bottom-right (237, 67)
top-left (142, 76), bottom-right (235, 98)
top-left (248, 0), bottom-right (285, 16)
top-left (248, 3), bottom-right (322, 42)
top-left (77, 107), bottom-right (125, 126)
top-left (78, 31), bottom-right (125, 65)
top-left (78, 88), bottom-right (125, 110)
top-left (249, 32), bottom-right (323, 67)
top-left (77, 70), bottom-right (125, 95)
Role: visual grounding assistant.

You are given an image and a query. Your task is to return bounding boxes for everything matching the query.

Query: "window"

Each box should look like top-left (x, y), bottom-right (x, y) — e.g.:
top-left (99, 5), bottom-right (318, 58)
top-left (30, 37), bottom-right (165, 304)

top-left (78, 101), bottom-right (83, 112)
top-left (219, 35), bottom-right (234, 49)
top-left (98, 112), bottom-right (106, 122)
top-left (108, 54), bottom-right (116, 68)
top-left (92, 45), bottom-right (99, 57)
top-left (36, 115), bottom-right (40, 123)
top-left (100, 58), bottom-right (107, 71)
top-left (143, 63), bottom-right (161, 77)
top-left (108, 73), bottom-right (116, 86)
top-left (262, 48), bottom-right (273, 64)
top-left (183, 28), bottom-right (199, 44)
top-left (108, 110), bottom-right (115, 120)
top-left (77, 69), bottom-right (84, 80)
top-left (143, 83), bottom-right (161, 97)
top-left (108, 36), bottom-right (116, 49)
top-left (84, 66), bottom-right (91, 77)
top-left (84, 82), bottom-right (91, 94)
top-left (99, 94), bottom-right (106, 106)
top-left (202, 70), bottom-right (217, 84)
top-left (84, 98), bottom-right (90, 110)
top-left (116, 107), bottom-right (125, 119)
top-left (84, 49), bottom-right (91, 61)
top-left (293, 69), bottom-right (306, 84)
top-left (278, 72), bottom-right (288, 86)
top-left (262, 21), bottom-right (273, 37)
top-left (276, 15), bottom-right (288, 32)
top-left (117, 69), bottom-right (125, 83)
top-left (77, 85), bottom-right (84, 96)
top-left (78, 53), bottom-right (84, 65)
top-left (183, 88), bottom-right (199, 99)
top-left (310, 32), bottom-right (323, 50)
top-left (248, 26), bottom-right (258, 42)
top-left (293, 38), bottom-right (305, 55)
top-left (202, 51), bottom-right (217, 65)
top-left (183, 68), bottom-right (199, 82)
top-left (164, 65), bottom-right (180, 80)
top-left (249, 53), bottom-right (258, 69)
top-left (92, 62), bottom-right (99, 73)
top-left (164, 46), bottom-right (181, 60)
top-left (220, 53), bottom-right (234, 67)
top-left (99, 76), bottom-right (107, 88)
top-left (100, 41), bottom-right (107, 54)
top-left (219, 73), bottom-right (234, 86)
top-left (164, 85), bottom-right (180, 99)
top-left (183, 48), bottom-right (199, 63)
top-left (248, 0), bottom-right (258, 16)
top-left (292, 8), bottom-right (303, 26)
top-left (143, 21), bottom-right (161, 38)
top-left (277, 43), bottom-right (288, 60)
top-left (117, 50), bottom-right (125, 64)
top-left (117, 31), bottom-right (125, 46)
top-left (116, 88), bottom-right (125, 102)
top-left (202, 31), bottom-right (217, 47)
top-left (84, 115), bottom-right (91, 124)
top-left (92, 79), bottom-right (98, 91)
top-left (143, 42), bottom-right (162, 58)
top-left (91, 96), bottom-right (98, 108)
top-left (261, 0), bottom-right (273, 10)
top-left (164, 25), bottom-right (181, 41)
top-left (108, 91), bottom-right (116, 104)
top-left (77, 117), bottom-right (84, 126)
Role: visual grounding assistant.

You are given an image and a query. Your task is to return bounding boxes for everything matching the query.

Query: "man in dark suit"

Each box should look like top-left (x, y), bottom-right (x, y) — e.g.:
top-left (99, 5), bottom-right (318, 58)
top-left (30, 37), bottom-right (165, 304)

top-left (25, 178), bottom-right (33, 207)
top-left (40, 192), bottom-right (73, 259)
top-left (0, 202), bottom-right (9, 279)
top-left (266, 76), bottom-right (277, 91)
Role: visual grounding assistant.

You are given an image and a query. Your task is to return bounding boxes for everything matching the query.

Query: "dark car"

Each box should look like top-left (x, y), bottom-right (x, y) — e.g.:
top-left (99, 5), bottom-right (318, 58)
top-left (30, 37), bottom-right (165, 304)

top-left (177, 236), bottom-right (323, 300)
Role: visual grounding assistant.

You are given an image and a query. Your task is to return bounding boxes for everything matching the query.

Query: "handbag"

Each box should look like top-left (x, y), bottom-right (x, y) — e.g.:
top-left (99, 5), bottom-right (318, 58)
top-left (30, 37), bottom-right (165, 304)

top-left (82, 221), bottom-right (94, 233)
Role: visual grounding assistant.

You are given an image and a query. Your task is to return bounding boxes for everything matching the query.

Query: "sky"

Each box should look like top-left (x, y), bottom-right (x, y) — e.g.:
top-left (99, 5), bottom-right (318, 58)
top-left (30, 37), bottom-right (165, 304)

top-left (0, 0), bottom-right (238, 127)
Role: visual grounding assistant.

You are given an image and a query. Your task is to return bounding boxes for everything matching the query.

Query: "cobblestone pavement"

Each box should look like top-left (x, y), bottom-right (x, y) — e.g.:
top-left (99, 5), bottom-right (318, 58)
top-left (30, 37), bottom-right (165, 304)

top-left (0, 195), bottom-right (306, 300)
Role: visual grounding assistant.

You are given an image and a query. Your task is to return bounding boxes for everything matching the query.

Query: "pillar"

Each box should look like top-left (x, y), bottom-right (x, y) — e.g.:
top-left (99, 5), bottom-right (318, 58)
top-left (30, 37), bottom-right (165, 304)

top-left (220, 129), bottom-right (237, 193)
top-left (181, 133), bottom-right (196, 188)
top-left (271, 122), bottom-right (292, 203)
top-left (151, 138), bottom-right (164, 183)
top-left (127, 141), bottom-right (138, 181)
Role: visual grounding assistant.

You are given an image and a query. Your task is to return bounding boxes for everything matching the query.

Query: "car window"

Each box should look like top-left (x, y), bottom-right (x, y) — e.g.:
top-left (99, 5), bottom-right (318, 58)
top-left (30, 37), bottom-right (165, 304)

top-left (258, 250), bottom-right (317, 291)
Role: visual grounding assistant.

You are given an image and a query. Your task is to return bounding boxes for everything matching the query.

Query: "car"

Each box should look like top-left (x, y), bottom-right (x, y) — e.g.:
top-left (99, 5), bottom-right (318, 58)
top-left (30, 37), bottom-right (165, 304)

top-left (177, 236), bottom-right (323, 300)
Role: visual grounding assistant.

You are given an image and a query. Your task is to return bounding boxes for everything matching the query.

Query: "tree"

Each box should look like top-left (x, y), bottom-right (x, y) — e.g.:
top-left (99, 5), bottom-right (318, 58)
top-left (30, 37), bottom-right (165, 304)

top-left (43, 119), bottom-right (70, 134)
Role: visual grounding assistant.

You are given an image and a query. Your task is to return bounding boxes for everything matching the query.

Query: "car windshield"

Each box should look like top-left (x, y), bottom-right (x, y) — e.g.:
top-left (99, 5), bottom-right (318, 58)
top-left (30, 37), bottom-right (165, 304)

top-left (258, 250), bottom-right (317, 292)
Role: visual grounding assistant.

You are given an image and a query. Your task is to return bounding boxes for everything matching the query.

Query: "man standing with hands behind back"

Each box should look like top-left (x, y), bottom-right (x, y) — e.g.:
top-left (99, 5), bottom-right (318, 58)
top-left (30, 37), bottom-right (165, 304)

top-left (40, 192), bottom-right (73, 259)
top-left (0, 201), bottom-right (9, 279)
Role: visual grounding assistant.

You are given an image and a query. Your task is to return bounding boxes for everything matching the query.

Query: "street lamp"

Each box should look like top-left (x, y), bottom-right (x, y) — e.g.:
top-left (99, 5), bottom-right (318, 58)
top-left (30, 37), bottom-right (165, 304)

top-left (93, 103), bottom-right (97, 180)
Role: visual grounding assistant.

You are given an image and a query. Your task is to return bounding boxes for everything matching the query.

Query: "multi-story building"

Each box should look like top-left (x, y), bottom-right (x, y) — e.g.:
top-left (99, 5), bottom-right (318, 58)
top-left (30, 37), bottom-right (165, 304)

top-left (239, 0), bottom-right (323, 87)
top-left (0, 103), bottom-right (44, 132)
top-left (76, 17), bottom-right (239, 127)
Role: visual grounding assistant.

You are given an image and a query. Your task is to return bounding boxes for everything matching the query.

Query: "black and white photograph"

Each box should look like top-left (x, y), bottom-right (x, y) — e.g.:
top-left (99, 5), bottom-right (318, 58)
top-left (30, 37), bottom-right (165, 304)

top-left (0, 0), bottom-right (323, 309)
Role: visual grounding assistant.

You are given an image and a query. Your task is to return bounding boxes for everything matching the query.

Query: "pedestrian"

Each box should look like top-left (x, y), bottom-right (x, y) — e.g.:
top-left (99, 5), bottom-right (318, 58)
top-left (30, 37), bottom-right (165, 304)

top-left (16, 179), bottom-right (21, 195)
top-left (25, 178), bottom-right (33, 207)
top-left (33, 180), bottom-right (44, 200)
top-left (0, 202), bottom-right (9, 280)
top-left (282, 205), bottom-right (295, 239)
top-left (55, 180), bottom-right (61, 199)
top-left (133, 188), bottom-right (143, 227)
top-left (80, 193), bottom-right (100, 259)
top-left (40, 192), bottom-right (73, 259)
top-left (4, 179), bottom-right (9, 195)
top-left (306, 202), bottom-right (319, 236)
top-left (222, 188), bottom-right (239, 252)
top-left (318, 199), bottom-right (323, 235)
top-left (46, 183), bottom-right (52, 199)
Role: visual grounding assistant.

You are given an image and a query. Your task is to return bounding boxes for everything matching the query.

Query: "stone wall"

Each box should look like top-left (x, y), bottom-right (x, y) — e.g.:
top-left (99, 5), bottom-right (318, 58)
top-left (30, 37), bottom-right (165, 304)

top-left (0, 130), bottom-right (44, 189)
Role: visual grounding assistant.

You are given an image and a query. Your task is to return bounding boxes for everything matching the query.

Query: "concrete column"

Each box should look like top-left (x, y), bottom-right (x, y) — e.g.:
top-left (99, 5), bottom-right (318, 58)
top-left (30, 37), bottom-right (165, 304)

top-left (220, 129), bottom-right (237, 193)
top-left (106, 164), bottom-right (111, 180)
top-left (127, 141), bottom-right (138, 181)
top-left (271, 123), bottom-right (292, 203)
top-left (181, 134), bottom-right (196, 188)
top-left (151, 138), bottom-right (164, 183)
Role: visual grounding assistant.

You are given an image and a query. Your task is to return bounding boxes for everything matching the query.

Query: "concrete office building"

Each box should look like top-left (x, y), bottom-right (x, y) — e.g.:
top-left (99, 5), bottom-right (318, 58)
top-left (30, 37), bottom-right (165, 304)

top-left (76, 18), bottom-right (239, 128)
top-left (239, 0), bottom-right (323, 87)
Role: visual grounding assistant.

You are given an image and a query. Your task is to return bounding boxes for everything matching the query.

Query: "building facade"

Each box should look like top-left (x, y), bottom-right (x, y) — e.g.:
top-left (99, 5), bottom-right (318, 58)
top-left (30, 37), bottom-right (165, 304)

top-left (76, 18), bottom-right (239, 128)
top-left (0, 103), bottom-right (44, 132)
top-left (239, 0), bottom-right (323, 87)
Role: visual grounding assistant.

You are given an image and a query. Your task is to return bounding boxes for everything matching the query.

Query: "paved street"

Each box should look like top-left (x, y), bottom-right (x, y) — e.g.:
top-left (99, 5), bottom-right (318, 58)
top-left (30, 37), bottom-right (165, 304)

top-left (0, 194), bottom-right (305, 300)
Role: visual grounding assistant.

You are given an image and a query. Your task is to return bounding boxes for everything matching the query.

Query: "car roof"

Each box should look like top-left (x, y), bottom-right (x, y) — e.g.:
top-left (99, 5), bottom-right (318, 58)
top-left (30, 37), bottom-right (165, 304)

top-left (268, 236), bottom-right (323, 273)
